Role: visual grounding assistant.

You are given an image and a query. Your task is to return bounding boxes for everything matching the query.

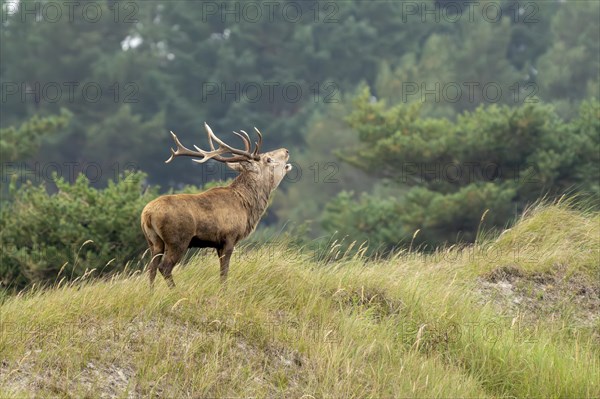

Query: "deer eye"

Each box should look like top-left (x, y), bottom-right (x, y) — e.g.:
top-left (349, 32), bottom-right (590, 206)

top-left (266, 157), bottom-right (273, 163)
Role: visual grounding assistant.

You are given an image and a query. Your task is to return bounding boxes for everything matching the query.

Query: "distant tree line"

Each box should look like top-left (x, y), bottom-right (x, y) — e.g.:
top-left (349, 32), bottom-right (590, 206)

top-left (1, 0), bottom-right (598, 288)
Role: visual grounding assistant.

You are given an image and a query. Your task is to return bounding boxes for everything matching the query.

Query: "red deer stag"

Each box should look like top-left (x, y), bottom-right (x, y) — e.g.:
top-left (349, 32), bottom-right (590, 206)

top-left (141, 123), bottom-right (291, 286)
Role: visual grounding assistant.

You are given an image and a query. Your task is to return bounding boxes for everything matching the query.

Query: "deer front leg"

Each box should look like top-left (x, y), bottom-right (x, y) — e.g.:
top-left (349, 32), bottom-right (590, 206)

top-left (217, 244), bottom-right (234, 282)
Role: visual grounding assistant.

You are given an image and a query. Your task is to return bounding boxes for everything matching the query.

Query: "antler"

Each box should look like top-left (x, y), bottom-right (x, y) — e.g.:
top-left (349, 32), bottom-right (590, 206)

top-left (165, 122), bottom-right (262, 164)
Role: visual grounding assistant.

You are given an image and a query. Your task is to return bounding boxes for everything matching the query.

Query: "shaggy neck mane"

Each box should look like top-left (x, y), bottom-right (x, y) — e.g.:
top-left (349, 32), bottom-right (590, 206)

top-left (229, 171), bottom-right (272, 234)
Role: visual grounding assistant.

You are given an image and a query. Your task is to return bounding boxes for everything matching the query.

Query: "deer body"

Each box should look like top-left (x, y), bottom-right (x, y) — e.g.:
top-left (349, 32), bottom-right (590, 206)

top-left (141, 123), bottom-right (291, 286)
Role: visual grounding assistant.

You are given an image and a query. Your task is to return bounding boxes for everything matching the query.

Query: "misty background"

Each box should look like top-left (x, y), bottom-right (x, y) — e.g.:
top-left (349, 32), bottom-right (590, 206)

top-left (1, 0), bottom-right (598, 288)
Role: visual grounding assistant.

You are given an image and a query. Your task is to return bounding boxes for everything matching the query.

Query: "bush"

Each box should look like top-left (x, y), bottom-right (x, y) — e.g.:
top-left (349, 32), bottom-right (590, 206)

top-left (0, 172), bottom-right (160, 290)
top-left (323, 91), bottom-right (599, 248)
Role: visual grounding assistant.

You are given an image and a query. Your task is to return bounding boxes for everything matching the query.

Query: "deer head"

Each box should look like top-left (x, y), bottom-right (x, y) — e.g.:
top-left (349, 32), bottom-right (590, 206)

top-left (166, 122), bottom-right (292, 192)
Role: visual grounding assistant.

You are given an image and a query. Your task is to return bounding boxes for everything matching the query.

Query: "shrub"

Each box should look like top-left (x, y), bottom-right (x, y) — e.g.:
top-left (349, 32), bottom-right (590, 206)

top-left (0, 172), bottom-right (160, 290)
top-left (324, 92), bottom-right (599, 248)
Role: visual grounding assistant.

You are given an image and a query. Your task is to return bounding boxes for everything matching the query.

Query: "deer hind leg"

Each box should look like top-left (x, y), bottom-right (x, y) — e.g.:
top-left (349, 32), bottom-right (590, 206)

top-left (148, 245), bottom-right (164, 286)
top-left (144, 231), bottom-right (164, 286)
top-left (158, 245), bottom-right (186, 288)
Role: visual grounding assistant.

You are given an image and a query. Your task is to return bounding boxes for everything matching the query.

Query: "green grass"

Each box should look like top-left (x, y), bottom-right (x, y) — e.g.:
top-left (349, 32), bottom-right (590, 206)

top-left (1, 203), bottom-right (599, 398)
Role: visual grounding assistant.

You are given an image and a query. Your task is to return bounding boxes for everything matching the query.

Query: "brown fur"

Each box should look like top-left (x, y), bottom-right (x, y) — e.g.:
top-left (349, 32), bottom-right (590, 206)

top-left (141, 148), bottom-right (291, 286)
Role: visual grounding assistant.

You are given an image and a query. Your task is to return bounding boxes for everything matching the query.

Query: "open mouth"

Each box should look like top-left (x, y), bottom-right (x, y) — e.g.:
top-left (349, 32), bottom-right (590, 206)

top-left (285, 163), bottom-right (292, 172)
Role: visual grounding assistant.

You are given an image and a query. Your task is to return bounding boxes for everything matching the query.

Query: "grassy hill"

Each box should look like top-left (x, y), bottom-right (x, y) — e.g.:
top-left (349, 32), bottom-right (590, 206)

top-left (1, 203), bottom-right (598, 398)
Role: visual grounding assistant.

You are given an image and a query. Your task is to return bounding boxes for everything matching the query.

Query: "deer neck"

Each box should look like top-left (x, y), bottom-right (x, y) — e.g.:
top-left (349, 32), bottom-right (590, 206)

top-left (229, 173), bottom-right (272, 230)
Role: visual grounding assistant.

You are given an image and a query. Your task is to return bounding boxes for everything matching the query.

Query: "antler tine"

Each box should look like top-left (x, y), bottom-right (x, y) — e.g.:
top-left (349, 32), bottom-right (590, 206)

top-left (204, 122), bottom-right (259, 160)
top-left (253, 127), bottom-right (263, 156)
top-left (192, 143), bottom-right (231, 163)
top-left (204, 122), bottom-right (230, 149)
top-left (239, 130), bottom-right (253, 151)
top-left (165, 131), bottom-right (205, 163)
top-left (165, 129), bottom-right (247, 164)
top-left (233, 131), bottom-right (251, 152)
top-left (206, 134), bottom-right (216, 151)
top-left (165, 124), bottom-right (260, 165)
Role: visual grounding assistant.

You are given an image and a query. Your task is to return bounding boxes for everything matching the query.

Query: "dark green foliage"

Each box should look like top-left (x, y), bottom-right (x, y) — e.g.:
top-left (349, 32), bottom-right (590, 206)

top-left (82, 104), bottom-right (166, 182)
top-left (0, 0), bottom-right (437, 186)
top-left (568, 100), bottom-right (600, 194)
top-left (501, 0), bottom-right (560, 70)
top-left (0, 172), bottom-right (160, 290)
top-left (0, 110), bottom-right (71, 162)
top-left (324, 183), bottom-right (517, 249)
top-left (375, 17), bottom-right (523, 118)
top-left (322, 89), bottom-right (599, 247)
top-left (1, 0), bottom-right (596, 184)
top-left (536, 1), bottom-right (600, 116)
top-left (273, 96), bottom-right (372, 234)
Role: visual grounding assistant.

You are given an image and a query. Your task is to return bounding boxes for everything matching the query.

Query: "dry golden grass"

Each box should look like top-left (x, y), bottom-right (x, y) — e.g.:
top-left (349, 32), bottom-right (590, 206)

top-left (1, 203), bottom-right (598, 398)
